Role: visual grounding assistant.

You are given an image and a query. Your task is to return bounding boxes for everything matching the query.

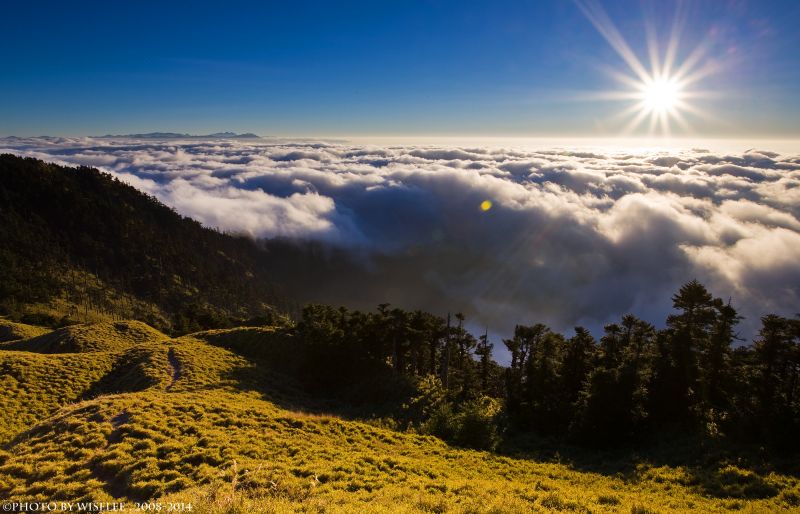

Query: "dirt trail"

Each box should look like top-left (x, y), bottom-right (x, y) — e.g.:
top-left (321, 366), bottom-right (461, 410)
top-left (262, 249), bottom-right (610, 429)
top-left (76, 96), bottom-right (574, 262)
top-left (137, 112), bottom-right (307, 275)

top-left (166, 347), bottom-right (181, 391)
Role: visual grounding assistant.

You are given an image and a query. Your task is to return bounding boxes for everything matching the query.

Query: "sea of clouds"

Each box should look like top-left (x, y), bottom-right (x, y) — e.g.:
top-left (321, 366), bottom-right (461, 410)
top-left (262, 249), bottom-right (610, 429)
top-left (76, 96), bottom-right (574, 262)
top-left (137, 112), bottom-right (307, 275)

top-left (3, 136), bottom-right (799, 344)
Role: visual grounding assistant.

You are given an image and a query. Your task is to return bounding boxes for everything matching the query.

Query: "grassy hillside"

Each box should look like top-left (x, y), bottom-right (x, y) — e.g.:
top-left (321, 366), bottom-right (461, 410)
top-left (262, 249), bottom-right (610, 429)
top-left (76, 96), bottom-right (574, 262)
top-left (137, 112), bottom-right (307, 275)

top-left (0, 318), bottom-right (50, 342)
top-left (1, 320), bottom-right (798, 513)
top-left (0, 154), bottom-right (291, 334)
top-left (1, 320), bottom-right (165, 353)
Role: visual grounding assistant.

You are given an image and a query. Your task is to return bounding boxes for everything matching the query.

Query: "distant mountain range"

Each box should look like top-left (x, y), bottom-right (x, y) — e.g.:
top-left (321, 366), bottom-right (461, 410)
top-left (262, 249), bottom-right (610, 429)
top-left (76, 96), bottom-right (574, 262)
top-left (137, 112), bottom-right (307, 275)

top-left (99, 131), bottom-right (261, 139)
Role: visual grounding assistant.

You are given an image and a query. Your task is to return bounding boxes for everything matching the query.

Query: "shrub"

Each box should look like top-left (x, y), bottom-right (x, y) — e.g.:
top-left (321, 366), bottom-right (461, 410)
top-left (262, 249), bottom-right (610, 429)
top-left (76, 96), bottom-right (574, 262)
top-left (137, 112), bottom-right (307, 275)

top-left (421, 395), bottom-right (502, 451)
top-left (453, 396), bottom-right (502, 451)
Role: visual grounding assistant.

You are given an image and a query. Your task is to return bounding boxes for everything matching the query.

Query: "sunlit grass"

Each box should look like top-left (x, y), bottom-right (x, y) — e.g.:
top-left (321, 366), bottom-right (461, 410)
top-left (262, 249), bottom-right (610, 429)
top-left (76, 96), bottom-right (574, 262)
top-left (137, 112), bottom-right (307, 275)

top-left (1, 319), bottom-right (798, 512)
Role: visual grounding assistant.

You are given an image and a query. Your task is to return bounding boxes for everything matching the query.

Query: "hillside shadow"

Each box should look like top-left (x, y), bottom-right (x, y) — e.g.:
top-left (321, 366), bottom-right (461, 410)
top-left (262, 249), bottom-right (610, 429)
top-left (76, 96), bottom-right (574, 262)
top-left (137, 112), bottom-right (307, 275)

top-left (197, 327), bottom-right (412, 421)
top-left (500, 433), bottom-right (798, 500)
top-left (218, 357), bottom-right (411, 424)
top-left (83, 351), bottom-right (162, 399)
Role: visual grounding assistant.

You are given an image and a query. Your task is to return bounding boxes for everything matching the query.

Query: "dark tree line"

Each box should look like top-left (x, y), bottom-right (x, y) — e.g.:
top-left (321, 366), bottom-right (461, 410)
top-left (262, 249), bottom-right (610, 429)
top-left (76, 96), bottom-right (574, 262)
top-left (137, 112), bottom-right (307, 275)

top-left (292, 281), bottom-right (799, 451)
top-left (293, 304), bottom-right (504, 395)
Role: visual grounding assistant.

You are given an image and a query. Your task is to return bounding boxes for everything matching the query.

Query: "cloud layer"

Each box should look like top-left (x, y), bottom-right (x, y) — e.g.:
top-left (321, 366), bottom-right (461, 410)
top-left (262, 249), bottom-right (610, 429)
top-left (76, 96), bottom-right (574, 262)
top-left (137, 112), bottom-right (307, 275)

top-left (3, 136), bottom-right (799, 345)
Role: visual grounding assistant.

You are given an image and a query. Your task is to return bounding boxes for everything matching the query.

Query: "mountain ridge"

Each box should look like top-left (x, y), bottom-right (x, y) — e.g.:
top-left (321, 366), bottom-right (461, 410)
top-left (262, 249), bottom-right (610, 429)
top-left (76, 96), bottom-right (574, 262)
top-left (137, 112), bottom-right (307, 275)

top-left (97, 132), bottom-right (261, 139)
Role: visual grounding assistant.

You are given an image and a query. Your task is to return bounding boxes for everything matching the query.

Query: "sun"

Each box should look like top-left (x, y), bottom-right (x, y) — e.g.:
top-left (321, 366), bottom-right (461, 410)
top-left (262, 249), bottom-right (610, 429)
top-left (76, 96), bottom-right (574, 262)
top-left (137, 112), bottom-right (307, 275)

top-left (641, 77), bottom-right (681, 114)
top-left (576, 0), bottom-right (719, 136)
top-left (607, 65), bottom-right (699, 136)
top-left (617, 68), bottom-right (698, 135)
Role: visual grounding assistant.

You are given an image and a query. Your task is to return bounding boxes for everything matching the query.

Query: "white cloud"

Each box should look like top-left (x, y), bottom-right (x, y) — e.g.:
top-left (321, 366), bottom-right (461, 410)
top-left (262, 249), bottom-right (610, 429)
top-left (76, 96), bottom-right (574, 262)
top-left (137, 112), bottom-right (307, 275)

top-left (2, 136), bottom-right (799, 343)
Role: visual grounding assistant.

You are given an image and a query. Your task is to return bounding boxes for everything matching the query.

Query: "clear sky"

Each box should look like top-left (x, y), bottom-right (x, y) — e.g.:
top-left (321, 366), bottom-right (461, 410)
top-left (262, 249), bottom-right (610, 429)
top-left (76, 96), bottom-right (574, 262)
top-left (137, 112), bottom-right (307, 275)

top-left (2, 0), bottom-right (799, 138)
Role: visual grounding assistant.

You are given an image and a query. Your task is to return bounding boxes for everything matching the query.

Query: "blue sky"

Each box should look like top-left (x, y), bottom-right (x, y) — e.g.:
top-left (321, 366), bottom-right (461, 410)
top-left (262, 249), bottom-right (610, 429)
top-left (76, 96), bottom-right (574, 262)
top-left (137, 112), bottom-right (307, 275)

top-left (2, 0), bottom-right (799, 137)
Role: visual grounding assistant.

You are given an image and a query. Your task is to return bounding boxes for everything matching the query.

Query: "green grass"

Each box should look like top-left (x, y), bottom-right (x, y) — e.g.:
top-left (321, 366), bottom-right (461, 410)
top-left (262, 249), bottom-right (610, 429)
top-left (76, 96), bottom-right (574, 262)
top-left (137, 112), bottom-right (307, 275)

top-left (1, 320), bottom-right (167, 353)
top-left (1, 320), bottom-right (798, 512)
top-left (0, 318), bottom-right (50, 342)
top-left (0, 350), bottom-right (117, 444)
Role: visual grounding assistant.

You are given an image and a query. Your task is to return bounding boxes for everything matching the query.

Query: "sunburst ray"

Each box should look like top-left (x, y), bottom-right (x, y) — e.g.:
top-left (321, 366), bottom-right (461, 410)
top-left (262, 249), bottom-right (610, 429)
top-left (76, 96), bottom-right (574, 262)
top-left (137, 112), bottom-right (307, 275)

top-left (576, 0), bottom-right (722, 136)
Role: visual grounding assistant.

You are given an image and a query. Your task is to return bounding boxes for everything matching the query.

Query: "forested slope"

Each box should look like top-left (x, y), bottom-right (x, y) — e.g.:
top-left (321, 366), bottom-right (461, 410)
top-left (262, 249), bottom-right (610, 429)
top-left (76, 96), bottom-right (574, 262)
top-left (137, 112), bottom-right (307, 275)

top-left (0, 154), bottom-right (289, 333)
